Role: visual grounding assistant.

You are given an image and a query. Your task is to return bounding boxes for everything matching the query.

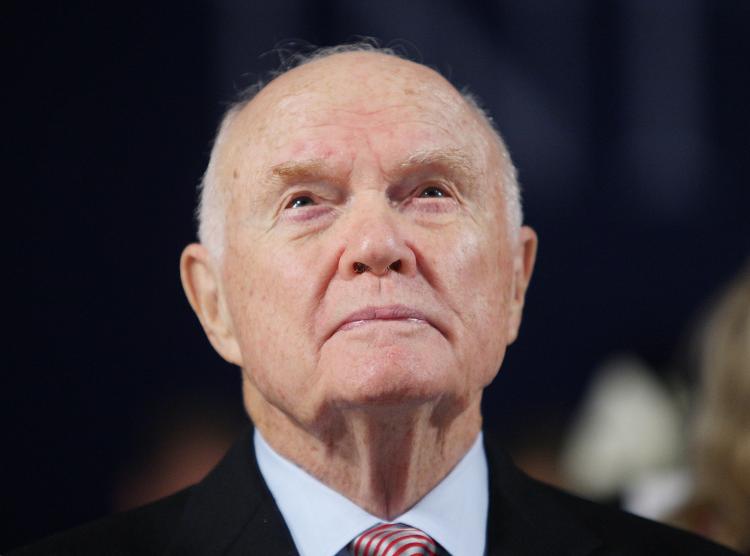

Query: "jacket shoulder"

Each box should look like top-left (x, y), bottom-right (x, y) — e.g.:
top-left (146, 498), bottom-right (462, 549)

top-left (8, 487), bottom-right (192, 556)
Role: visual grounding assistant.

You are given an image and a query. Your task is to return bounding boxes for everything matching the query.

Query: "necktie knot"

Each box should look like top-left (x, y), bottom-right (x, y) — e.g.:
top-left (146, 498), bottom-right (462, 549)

top-left (350, 523), bottom-right (438, 556)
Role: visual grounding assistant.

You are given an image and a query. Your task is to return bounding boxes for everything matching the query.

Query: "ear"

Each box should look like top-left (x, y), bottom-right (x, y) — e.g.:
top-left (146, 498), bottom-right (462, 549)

top-left (506, 226), bottom-right (538, 344)
top-left (180, 243), bottom-right (243, 366)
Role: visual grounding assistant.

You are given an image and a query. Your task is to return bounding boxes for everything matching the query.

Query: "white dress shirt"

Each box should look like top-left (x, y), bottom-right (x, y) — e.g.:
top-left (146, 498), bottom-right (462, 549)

top-left (255, 429), bottom-right (489, 556)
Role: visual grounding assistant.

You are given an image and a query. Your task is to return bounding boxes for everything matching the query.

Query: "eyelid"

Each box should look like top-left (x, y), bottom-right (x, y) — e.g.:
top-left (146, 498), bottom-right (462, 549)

top-left (284, 192), bottom-right (317, 209)
top-left (280, 181), bottom-right (346, 209)
top-left (280, 186), bottom-right (326, 210)
top-left (414, 181), bottom-right (454, 198)
top-left (398, 182), bottom-right (459, 217)
top-left (277, 187), bottom-right (340, 225)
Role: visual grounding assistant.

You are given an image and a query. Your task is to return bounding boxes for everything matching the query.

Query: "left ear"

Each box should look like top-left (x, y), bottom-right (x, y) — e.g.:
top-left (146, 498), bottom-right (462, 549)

top-left (506, 225), bottom-right (538, 344)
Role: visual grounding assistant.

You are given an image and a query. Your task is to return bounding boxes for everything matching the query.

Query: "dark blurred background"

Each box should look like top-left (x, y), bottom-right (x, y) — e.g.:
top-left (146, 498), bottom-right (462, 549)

top-left (5, 0), bottom-right (749, 549)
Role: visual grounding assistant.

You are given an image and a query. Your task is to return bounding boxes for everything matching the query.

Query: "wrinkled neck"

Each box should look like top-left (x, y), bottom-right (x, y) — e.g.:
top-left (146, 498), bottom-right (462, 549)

top-left (244, 379), bottom-right (482, 519)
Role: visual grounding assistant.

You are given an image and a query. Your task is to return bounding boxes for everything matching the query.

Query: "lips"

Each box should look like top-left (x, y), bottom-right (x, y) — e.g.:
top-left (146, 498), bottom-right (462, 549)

top-left (331, 304), bottom-right (436, 336)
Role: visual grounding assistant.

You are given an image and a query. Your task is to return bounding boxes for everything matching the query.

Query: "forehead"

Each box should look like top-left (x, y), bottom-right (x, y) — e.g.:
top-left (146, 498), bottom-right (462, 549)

top-left (257, 52), bottom-right (466, 121)
top-left (222, 53), bottom-right (494, 168)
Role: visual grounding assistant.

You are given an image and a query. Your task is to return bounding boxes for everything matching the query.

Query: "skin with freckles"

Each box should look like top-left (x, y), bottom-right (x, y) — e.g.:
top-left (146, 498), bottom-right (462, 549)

top-left (180, 51), bottom-right (537, 519)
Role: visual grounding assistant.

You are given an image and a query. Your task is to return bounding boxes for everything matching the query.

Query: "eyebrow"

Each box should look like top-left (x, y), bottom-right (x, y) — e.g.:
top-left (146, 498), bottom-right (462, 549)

top-left (249, 159), bottom-right (343, 210)
top-left (254, 148), bottom-right (480, 210)
top-left (395, 147), bottom-right (480, 184)
top-left (270, 159), bottom-right (341, 182)
top-left (269, 148), bottom-right (478, 182)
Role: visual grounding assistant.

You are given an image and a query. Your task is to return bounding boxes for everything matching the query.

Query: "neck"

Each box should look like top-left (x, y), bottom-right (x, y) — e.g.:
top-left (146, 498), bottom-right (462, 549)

top-left (244, 381), bottom-right (482, 520)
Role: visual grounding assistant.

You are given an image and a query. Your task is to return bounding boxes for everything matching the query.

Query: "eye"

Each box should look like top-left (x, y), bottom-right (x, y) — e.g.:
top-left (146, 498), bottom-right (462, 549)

top-left (285, 195), bottom-right (316, 209)
top-left (418, 185), bottom-right (450, 198)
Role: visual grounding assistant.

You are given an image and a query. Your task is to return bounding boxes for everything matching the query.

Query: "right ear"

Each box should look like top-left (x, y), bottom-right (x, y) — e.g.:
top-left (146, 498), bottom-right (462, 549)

top-left (180, 243), bottom-right (243, 366)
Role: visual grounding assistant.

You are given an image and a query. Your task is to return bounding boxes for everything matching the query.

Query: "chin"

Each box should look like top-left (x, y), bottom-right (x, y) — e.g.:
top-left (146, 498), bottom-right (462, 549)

top-left (325, 343), bottom-right (459, 410)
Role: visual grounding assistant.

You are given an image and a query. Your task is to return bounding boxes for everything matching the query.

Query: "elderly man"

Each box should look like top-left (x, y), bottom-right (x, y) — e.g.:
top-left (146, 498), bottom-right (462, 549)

top-left (14, 46), bottom-right (738, 556)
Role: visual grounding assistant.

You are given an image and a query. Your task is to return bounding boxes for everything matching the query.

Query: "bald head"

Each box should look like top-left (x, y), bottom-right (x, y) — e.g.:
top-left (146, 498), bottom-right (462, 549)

top-left (197, 46), bottom-right (521, 258)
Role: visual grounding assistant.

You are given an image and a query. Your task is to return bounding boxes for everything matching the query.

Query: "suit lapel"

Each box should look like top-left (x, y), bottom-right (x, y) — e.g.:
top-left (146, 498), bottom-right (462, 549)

top-left (166, 426), bottom-right (298, 555)
top-left (483, 434), bottom-right (602, 556)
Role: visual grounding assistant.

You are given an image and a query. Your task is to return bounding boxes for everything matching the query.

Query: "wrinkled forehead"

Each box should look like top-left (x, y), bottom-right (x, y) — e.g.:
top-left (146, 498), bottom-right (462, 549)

top-left (218, 53), bottom-right (500, 182)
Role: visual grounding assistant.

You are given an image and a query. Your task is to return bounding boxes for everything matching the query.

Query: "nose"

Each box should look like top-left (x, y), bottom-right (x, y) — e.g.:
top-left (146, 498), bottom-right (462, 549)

top-left (339, 200), bottom-right (417, 279)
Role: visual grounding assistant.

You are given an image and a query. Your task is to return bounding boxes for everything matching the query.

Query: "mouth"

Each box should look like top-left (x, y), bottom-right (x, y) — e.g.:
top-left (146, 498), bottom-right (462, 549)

top-left (331, 304), bottom-right (439, 337)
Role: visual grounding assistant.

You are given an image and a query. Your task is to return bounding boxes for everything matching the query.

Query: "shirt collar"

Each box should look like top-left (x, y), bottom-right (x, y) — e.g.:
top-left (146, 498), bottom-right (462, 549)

top-left (255, 429), bottom-right (488, 556)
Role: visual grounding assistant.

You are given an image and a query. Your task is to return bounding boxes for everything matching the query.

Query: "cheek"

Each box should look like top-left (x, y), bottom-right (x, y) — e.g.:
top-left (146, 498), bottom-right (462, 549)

top-left (223, 241), bottom-right (322, 382)
top-left (438, 229), bottom-right (512, 379)
top-left (441, 230), bottom-right (509, 310)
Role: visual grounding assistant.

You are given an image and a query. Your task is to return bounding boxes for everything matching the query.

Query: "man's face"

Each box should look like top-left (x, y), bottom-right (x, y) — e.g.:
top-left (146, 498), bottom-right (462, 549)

top-left (210, 53), bottom-right (534, 429)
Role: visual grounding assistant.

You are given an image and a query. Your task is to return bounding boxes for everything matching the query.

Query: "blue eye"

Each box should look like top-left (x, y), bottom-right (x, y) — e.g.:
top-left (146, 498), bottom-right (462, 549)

top-left (419, 186), bottom-right (448, 198)
top-left (286, 196), bottom-right (315, 209)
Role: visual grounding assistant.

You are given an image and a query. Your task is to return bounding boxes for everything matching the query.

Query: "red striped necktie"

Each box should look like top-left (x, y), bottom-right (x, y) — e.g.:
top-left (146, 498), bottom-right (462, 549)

top-left (349, 522), bottom-right (441, 556)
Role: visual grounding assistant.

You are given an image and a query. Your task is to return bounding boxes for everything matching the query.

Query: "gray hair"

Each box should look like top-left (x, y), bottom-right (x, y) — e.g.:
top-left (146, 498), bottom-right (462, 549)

top-left (197, 42), bottom-right (522, 258)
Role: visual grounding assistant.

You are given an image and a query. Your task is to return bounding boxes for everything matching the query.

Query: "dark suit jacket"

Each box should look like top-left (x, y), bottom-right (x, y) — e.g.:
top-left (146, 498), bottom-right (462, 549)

top-left (10, 427), bottom-right (739, 555)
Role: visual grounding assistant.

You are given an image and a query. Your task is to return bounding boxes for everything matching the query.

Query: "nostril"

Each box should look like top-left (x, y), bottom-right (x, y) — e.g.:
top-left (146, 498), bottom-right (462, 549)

top-left (389, 260), bottom-right (402, 272)
top-left (353, 262), bottom-right (369, 274)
